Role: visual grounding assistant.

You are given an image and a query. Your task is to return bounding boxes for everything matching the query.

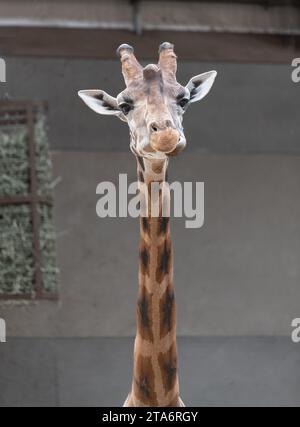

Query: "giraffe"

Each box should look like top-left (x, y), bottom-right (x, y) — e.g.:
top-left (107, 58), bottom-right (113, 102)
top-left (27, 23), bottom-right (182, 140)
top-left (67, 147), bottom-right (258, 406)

top-left (78, 42), bottom-right (217, 407)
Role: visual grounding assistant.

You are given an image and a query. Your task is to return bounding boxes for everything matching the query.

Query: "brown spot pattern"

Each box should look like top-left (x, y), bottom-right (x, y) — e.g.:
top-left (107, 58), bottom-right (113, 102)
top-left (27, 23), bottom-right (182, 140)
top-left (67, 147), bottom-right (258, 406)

top-left (133, 354), bottom-right (157, 405)
top-left (156, 239), bottom-right (172, 283)
top-left (139, 240), bottom-right (150, 276)
top-left (141, 217), bottom-right (150, 235)
top-left (139, 170), bottom-right (144, 182)
top-left (158, 343), bottom-right (178, 394)
top-left (137, 156), bottom-right (145, 171)
top-left (152, 162), bottom-right (163, 174)
top-left (137, 286), bottom-right (153, 341)
top-left (158, 217), bottom-right (169, 236)
top-left (160, 284), bottom-right (175, 338)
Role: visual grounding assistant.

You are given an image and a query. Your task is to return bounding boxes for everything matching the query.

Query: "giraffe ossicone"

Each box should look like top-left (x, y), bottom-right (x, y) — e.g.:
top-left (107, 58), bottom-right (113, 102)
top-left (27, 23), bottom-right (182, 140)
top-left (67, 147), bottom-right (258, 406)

top-left (79, 43), bottom-right (217, 407)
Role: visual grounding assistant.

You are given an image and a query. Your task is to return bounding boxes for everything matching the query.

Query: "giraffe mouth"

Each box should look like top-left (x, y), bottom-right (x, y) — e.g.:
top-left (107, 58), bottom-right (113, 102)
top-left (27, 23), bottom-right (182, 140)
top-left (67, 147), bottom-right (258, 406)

top-left (131, 135), bottom-right (186, 160)
top-left (149, 128), bottom-right (180, 154)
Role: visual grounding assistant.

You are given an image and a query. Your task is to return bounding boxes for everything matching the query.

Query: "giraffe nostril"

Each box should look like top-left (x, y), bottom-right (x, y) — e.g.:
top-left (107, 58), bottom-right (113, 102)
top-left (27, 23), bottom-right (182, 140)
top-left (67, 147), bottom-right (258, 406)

top-left (150, 120), bottom-right (173, 133)
top-left (150, 123), bottom-right (158, 133)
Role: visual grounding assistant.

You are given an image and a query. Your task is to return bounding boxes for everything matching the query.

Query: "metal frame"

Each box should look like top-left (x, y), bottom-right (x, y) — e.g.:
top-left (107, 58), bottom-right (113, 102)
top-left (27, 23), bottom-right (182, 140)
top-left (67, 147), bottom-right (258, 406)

top-left (0, 100), bottom-right (58, 301)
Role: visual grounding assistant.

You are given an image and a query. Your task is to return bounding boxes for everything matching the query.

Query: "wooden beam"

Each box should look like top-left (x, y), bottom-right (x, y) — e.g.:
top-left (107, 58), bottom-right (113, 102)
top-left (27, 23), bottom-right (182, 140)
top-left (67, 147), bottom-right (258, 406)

top-left (0, 27), bottom-right (299, 63)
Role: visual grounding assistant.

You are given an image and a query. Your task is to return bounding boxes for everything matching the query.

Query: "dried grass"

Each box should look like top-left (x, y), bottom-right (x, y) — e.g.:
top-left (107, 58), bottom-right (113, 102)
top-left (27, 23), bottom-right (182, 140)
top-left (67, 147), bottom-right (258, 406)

top-left (0, 113), bottom-right (58, 297)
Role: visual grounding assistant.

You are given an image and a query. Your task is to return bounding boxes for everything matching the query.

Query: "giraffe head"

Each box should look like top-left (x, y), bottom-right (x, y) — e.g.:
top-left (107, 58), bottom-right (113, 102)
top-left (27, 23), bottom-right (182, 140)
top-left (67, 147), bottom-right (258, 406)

top-left (78, 42), bottom-right (217, 159)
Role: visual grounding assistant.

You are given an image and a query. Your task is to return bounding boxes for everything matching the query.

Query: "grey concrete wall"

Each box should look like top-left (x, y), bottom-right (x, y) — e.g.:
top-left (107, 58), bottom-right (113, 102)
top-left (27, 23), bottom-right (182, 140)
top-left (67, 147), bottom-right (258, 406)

top-left (1, 57), bottom-right (299, 337)
top-left (0, 56), bottom-right (299, 407)
top-left (0, 57), bottom-right (298, 153)
top-left (1, 151), bottom-right (299, 337)
top-left (1, 337), bottom-right (299, 407)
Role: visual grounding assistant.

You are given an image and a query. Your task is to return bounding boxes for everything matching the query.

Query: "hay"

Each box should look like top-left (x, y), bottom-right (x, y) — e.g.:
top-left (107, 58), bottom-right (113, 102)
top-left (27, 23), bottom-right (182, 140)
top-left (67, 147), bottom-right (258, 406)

top-left (0, 128), bottom-right (29, 196)
top-left (0, 112), bottom-right (58, 298)
top-left (39, 204), bottom-right (59, 294)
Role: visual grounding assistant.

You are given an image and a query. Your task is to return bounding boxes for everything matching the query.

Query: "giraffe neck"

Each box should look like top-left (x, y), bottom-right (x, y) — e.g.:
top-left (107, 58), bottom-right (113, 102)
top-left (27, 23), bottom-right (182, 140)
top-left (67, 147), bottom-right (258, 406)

top-left (130, 155), bottom-right (180, 407)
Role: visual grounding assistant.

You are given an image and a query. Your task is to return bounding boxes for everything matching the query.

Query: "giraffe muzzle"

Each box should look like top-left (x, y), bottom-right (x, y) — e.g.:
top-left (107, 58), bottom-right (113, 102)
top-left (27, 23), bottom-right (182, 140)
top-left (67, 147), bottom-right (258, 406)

top-left (149, 128), bottom-right (180, 154)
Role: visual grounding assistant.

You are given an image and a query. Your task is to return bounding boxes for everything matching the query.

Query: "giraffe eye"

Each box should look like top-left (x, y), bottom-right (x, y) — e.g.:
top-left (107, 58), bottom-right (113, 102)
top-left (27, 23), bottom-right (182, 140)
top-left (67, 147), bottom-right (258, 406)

top-left (119, 103), bottom-right (133, 115)
top-left (178, 98), bottom-right (189, 109)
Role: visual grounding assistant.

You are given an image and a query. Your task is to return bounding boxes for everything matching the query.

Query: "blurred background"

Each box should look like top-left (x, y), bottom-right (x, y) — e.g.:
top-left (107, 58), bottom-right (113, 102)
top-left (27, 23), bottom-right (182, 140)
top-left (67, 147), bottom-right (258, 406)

top-left (0, 0), bottom-right (300, 407)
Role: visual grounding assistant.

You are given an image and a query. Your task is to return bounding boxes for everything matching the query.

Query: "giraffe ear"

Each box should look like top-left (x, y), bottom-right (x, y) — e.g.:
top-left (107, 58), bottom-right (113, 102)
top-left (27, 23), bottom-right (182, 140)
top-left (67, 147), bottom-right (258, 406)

top-left (78, 89), bottom-right (125, 120)
top-left (186, 71), bottom-right (217, 103)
